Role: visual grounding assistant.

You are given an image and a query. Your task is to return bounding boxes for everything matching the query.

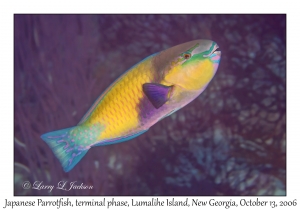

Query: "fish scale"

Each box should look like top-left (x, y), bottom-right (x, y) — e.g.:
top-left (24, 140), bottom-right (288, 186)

top-left (85, 57), bottom-right (155, 140)
top-left (41, 39), bottom-right (221, 172)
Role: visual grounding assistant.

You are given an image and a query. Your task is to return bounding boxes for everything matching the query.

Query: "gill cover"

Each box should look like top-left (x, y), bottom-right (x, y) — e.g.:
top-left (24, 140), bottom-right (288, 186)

top-left (164, 40), bottom-right (220, 91)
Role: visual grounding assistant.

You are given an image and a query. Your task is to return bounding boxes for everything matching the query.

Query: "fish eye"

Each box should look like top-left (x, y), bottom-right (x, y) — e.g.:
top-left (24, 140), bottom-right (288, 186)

top-left (183, 53), bottom-right (191, 60)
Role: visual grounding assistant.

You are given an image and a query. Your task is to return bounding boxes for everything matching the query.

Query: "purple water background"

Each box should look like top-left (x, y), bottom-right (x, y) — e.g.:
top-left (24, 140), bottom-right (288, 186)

top-left (14, 14), bottom-right (286, 195)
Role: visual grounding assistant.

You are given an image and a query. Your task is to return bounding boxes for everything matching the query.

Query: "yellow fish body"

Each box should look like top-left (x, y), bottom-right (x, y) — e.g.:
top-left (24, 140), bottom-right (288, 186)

top-left (41, 39), bottom-right (221, 172)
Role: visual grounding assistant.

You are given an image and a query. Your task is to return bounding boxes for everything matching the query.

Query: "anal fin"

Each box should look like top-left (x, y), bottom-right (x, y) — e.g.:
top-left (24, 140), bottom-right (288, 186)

top-left (92, 130), bottom-right (148, 147)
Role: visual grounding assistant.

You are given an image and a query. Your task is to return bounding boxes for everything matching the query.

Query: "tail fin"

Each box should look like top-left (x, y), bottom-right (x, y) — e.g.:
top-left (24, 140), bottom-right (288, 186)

top-left (41, 126), bottom-right (89, 172)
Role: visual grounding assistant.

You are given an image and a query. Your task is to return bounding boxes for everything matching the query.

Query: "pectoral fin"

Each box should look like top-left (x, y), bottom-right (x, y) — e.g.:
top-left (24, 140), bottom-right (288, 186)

top-left (142, 83), bottom-right (173, 109)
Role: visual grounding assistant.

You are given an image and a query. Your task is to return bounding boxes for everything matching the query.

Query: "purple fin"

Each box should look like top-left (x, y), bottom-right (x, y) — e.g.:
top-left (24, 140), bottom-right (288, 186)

top-left (142, 83), bottom-right (173, 109)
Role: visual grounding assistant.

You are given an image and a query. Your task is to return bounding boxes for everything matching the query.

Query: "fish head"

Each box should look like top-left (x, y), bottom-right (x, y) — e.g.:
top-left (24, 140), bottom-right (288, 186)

top-left (157, 39), bottom-right (221, 92)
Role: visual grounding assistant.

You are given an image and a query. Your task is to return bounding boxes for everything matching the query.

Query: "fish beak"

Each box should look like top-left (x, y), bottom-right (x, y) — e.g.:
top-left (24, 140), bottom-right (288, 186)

top-left (212, 44), bottom-right (220, 54)
top-left (203, 43), bottom-right (221, 58)
top-left (210, 44), bottom-right (221, 73)
top-left (210, 44), bottom-right (221, 61)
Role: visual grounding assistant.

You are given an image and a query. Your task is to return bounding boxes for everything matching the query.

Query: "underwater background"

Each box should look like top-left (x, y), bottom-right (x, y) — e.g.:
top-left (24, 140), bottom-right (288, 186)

top-left (14, 14), bottom-right (286, 195)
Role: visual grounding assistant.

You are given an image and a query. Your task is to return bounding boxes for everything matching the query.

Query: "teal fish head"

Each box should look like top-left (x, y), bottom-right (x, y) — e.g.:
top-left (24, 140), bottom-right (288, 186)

top-left (155, 39), bottom-right (221, 91)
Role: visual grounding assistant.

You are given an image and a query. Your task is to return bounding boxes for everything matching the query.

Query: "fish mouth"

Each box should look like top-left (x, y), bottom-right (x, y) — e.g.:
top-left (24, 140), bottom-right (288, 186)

top-left (212, 44), bottom-right (221, 54)
top-left (210, 44), bottom-right (221, 64)
top-left (203, 43), bottom-right (221, 58)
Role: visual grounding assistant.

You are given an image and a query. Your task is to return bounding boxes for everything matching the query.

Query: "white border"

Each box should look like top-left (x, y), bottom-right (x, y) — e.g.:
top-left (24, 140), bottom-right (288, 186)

top-left (1, 1), bottom-right (298, 209)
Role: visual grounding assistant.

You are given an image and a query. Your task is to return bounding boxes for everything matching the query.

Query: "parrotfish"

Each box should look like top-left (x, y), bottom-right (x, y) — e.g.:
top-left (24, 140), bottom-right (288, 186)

top-left (41, 39), bottom-right (221, 172)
